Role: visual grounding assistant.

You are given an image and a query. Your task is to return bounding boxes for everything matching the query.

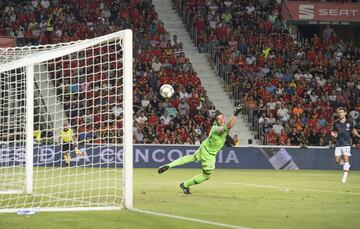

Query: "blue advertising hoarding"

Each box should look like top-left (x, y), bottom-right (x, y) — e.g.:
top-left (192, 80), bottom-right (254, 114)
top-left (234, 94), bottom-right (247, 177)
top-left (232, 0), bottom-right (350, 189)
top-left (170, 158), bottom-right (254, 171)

top-left (0, 144), bottom-right (359, 170)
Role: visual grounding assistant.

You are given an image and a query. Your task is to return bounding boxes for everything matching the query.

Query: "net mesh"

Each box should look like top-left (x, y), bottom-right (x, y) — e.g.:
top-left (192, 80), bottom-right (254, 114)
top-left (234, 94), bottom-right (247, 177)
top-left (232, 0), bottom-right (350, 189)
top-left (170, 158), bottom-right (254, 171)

top-left (0, 32), bottom-right (128, 210)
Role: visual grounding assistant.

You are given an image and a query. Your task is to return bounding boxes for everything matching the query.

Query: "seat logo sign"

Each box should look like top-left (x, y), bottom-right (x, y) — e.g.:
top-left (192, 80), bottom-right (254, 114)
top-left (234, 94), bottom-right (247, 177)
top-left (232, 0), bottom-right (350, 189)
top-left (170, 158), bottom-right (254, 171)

top-left (299, 4), bottom-right (314, 19)
top-left (296, 3), bottom-right (360, 20)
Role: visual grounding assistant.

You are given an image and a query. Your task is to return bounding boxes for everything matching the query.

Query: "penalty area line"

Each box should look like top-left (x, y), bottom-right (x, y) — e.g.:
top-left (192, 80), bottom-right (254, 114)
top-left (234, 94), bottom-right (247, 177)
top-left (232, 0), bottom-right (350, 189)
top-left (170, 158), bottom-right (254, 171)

top-left (130, 208), bottom-right (251, 229)
top-left (227, 182), bottom-right (360, 195)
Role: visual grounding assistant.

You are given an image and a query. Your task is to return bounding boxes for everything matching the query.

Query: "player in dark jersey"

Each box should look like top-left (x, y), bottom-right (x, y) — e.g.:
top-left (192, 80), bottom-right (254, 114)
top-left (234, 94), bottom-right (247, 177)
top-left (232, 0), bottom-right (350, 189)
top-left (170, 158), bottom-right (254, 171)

top-left (331, 107), bottom-right (360, 183)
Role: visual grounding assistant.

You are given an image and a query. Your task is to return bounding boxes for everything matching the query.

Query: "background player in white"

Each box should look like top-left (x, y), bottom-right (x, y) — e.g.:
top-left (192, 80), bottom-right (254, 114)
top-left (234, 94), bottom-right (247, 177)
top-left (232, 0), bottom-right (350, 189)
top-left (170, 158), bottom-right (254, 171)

top-left (331, 107), bottom-right (360, 183)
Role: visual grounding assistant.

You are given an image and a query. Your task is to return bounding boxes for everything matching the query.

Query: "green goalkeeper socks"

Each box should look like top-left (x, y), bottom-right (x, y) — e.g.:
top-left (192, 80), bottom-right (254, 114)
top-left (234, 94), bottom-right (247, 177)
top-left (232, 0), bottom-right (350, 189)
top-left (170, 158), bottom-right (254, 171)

top-left (184, 174), bottom-right (210, 187)
top-left (168, 155), bottom-right (197, 168)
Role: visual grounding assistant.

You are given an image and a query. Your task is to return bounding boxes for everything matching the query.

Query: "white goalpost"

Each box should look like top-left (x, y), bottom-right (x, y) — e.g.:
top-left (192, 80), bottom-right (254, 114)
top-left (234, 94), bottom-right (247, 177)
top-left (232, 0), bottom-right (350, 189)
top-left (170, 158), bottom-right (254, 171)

top-left (0, 30), bottom-right (133, 212)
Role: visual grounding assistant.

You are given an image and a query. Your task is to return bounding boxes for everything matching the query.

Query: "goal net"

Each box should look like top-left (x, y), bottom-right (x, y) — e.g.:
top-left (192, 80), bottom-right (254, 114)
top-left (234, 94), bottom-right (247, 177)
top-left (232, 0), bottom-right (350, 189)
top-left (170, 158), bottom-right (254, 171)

top-left (0, 30), bottom-right (133, 212)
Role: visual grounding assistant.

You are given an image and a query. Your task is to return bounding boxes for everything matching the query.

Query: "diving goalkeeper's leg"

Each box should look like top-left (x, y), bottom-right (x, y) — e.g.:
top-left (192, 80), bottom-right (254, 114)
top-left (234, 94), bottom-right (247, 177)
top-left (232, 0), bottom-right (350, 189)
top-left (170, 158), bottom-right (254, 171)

top-left (180, 169), bottom-right (212, 195)
top-left (158, 147), bottom-right (202, 174)
top-left (158, 154), bottom-right (198, 174)
top-left (180, 157), bottom-right (215, 194)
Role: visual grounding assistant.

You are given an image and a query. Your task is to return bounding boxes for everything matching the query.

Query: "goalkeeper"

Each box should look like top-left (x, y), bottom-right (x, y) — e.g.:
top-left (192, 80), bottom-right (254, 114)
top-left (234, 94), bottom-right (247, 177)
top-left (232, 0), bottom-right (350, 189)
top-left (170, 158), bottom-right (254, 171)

top-left (158, 104), bottom-right (243, 194)
top-left (60, 122), bottom-right (83, 166)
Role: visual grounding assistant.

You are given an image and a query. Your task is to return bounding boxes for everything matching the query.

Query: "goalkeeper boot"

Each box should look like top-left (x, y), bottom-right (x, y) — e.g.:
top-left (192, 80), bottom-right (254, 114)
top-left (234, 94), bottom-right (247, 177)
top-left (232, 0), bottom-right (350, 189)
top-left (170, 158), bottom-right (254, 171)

top-left (158, 164), bottom-right (169, 174)
top-left (180, 182), bottom-right (191, 195)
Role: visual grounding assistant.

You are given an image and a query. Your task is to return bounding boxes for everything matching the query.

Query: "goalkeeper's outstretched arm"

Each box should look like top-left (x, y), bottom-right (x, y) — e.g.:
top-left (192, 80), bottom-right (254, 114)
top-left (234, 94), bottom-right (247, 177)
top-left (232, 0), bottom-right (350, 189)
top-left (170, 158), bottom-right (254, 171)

top-left (226, 104), bottom-right (244, 130)
top-left (226, 115), bottom-right (238, 130)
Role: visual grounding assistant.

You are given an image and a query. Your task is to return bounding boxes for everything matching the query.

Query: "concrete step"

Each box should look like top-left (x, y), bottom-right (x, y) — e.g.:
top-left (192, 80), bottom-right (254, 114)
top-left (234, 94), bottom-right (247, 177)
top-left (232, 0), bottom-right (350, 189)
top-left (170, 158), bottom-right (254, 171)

top-left (153, 0), bottom-right (256, 145)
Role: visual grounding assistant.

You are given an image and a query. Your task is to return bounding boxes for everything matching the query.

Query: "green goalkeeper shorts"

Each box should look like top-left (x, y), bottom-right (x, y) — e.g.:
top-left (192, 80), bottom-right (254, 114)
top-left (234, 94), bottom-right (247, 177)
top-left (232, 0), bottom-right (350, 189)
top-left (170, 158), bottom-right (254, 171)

top-left (194, 145), bottom-right (216, 173)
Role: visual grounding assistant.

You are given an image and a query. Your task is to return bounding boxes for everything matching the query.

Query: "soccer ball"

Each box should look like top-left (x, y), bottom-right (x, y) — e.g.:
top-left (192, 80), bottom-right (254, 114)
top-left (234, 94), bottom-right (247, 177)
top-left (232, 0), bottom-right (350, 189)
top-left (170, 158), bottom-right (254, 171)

top-left (160, 84), bottom-right (174, 98)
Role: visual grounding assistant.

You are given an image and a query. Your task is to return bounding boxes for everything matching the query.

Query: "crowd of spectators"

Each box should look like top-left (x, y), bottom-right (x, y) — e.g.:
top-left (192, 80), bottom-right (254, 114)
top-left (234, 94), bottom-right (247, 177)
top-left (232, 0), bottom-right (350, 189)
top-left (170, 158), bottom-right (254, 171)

top-left (177, 0), bottom-right (360, 147)
top-left (3, 0), bottom-right (360, 147)
top-left (0, 0), bottom-right (215, 145)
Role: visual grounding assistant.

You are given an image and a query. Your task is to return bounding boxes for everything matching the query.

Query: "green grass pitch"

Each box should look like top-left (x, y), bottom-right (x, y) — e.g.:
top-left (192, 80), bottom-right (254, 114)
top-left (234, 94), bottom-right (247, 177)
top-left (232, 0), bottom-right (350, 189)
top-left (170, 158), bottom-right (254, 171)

top-left (1, 168), bottom-right (360, 229)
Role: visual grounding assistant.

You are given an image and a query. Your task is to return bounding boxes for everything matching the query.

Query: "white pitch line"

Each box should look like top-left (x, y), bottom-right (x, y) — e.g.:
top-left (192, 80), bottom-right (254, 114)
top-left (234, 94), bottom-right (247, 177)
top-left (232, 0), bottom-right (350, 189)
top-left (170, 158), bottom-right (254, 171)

top-left (130, 208), bottom-right (251, 229)
top-left (226, 182), bottom-right (360, 195)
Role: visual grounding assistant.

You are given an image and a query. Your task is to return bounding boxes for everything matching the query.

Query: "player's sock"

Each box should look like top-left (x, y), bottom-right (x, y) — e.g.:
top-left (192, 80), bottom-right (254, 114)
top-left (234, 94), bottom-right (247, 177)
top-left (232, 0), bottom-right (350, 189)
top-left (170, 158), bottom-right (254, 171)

top-left (168, 155), bottom-right (196, 168)
top-left (342, 173), bottom-right (348, 183)
top-left (184, 173), bottom-right (210, 187)
top-left (342, 163), bottom-right (350, 183)
top-left (66, 153), bottom-right (71, 165)
top-left (64, 154), bottom-right (69, 164)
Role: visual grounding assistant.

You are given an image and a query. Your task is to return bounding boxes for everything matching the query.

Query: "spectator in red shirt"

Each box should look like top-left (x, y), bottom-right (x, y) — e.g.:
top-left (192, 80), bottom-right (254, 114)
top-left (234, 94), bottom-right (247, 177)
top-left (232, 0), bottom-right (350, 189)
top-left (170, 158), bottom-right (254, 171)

top-left (279, 129), bottom-right (288, 145)
top-left (267, 129), bottom-right (278, 145)
top-left (187, 92), bottom-right (200, 115)
top-left (194, 111), bottom-right (204, 124)
top-left (189, 72), bottom-right (201, 87)
top-left (147, 110), bottom-right (158, 126)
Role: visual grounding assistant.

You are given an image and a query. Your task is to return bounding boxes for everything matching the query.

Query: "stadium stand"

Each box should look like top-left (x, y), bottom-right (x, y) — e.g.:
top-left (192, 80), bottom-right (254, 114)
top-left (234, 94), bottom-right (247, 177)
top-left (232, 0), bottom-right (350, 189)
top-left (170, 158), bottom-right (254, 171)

top-left (175, 0), bottom-right (360, 147)
top-left (0, 0), bottom-right (213, 144)
top-left (1, 0), bottom-right (359, 147)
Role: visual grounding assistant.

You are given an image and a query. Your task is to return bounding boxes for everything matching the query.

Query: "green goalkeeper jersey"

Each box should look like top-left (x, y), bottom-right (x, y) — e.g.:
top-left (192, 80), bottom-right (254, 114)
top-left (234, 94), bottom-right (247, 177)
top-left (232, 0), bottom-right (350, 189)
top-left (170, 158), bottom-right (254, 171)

top-left (202, 123), bottom-right (228, 155)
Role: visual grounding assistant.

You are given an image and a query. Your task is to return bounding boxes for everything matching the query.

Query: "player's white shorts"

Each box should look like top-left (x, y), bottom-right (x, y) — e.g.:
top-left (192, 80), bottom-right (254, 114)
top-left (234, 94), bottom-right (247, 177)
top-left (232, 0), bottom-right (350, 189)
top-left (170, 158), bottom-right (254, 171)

top-left (334, 146), bottom-right (351, 157)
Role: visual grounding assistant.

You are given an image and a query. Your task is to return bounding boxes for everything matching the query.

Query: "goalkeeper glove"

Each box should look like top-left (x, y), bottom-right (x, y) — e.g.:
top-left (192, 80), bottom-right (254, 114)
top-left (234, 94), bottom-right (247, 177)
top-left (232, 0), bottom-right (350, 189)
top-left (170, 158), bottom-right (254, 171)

top-left (233, 103), bottom-right (244, 116)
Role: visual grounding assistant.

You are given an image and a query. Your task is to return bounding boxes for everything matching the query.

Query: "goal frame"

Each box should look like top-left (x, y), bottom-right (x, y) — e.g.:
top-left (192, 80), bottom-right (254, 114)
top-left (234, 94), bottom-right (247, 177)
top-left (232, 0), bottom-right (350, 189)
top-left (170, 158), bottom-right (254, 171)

top-left (0, 30), bottom-right (133, 212)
